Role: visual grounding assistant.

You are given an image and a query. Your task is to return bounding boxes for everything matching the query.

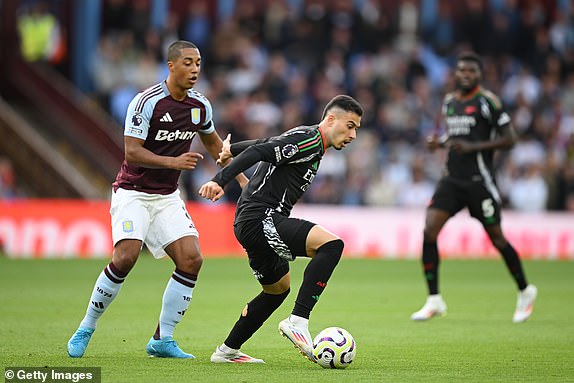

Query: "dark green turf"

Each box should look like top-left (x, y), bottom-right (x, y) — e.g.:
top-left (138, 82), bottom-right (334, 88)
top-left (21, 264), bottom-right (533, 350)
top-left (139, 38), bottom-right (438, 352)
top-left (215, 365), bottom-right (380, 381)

top-left (0, 256), bottom-right (572, 382)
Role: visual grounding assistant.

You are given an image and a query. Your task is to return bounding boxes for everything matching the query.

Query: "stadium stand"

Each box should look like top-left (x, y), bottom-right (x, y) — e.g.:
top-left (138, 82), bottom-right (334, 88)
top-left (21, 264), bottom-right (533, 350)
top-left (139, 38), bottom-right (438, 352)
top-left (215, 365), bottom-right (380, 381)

top-left (0, 0), bottom-right (573, 211)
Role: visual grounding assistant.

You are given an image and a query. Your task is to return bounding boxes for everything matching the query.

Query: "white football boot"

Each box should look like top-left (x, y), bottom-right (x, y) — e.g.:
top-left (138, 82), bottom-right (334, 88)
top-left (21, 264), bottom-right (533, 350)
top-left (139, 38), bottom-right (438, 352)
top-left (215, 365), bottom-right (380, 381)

top-left (411, 294), bottom-right (447, 321)
top-left (210, 346), bottom-right (265, 364)
top-left (512, 284), bottom-right (537, 323)
top-left (279, 316), bottom-right (316, 363)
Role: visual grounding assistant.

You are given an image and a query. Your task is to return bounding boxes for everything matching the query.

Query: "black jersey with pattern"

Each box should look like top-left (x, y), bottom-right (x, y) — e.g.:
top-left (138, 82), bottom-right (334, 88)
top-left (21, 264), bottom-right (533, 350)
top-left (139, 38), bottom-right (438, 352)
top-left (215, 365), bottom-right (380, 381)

top-left (213, 125), bottom-right (326, 224)
top-left (442, 87), bottom-right (511, 182)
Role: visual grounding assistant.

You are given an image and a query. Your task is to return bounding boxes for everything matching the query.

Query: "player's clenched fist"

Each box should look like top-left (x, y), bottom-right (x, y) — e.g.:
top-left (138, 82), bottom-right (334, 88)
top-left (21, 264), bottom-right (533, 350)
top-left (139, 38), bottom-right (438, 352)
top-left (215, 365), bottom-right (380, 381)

top-left (172, 152), bottom-right (204, 170)
top-left (199, 181), bottom-right (225, 202)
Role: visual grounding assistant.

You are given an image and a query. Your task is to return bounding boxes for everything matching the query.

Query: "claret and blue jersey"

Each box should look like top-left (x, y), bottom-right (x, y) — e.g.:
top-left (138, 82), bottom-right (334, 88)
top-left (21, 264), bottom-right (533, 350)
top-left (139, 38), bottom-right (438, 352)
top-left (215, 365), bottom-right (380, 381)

top-left (113, 81), bottom-right (214, 194)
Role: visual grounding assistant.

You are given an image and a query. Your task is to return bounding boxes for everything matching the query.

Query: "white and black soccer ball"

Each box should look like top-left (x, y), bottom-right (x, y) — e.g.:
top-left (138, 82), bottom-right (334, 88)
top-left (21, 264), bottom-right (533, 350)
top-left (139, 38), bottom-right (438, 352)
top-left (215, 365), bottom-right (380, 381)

top-left (312, 327), bottom-right (356, 369)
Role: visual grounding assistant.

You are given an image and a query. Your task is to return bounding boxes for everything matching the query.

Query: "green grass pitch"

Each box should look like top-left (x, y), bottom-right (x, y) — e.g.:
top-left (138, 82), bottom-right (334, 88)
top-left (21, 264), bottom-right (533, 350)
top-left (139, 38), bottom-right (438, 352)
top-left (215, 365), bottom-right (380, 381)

top-left (0, 256), bottom-right (573, 382)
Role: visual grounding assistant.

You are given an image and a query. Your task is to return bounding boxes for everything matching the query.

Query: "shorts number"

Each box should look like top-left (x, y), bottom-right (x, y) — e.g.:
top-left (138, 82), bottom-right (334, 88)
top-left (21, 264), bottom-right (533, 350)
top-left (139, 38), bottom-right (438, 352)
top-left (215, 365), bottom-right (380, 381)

top-left (481, 198), bottom-right (495, 218)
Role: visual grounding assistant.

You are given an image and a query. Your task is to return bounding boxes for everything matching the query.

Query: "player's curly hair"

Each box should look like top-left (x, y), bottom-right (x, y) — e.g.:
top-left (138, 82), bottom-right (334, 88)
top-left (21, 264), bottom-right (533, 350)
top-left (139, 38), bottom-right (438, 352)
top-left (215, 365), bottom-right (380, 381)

top-left (167, 40), bottom-right (198, 62)
top-left (322, 95), bottom-right (363, 119)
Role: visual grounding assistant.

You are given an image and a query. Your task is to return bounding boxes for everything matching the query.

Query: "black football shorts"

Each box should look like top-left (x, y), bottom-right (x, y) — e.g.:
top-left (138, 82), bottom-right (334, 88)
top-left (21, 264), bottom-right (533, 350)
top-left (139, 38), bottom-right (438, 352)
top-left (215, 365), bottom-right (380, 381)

top-left (429, 177), bottom-right (502, 226)
top-left (234, 213), bottom-right (316, 285)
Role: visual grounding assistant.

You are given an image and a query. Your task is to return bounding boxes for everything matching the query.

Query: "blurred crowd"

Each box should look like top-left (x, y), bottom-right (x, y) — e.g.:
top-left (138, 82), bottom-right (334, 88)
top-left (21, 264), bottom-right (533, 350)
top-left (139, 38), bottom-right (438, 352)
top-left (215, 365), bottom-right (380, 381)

top-left (24, 0), bottom-right (574, 211)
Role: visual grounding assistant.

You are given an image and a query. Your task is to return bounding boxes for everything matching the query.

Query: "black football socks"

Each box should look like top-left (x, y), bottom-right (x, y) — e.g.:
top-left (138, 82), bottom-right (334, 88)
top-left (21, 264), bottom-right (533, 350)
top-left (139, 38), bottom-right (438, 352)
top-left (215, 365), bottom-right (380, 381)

top-left (499, 243), bottom-right (528, 290)
top-left (422, 241), bottom-right (440, 295)
top-left (224, 289), bottom-right (290, 349)
top-left (292, 239), bottom-right (344, 319)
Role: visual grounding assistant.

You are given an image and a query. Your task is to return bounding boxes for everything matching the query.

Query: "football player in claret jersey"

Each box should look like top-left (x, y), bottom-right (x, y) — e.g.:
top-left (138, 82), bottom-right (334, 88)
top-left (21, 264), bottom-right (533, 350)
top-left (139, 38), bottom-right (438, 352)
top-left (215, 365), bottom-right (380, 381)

top-left (199, 95), bottom-right (363, 364)
top-left (411, 52), bottom-right (537, 323)
top-left (67, 40), bottom-right (247, 359)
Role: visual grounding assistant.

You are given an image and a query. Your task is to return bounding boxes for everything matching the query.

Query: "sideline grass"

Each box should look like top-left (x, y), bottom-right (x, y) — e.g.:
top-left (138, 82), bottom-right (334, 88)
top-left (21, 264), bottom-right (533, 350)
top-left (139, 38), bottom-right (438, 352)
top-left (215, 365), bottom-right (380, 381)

top-left (0, 256), bottom-right (573, 382)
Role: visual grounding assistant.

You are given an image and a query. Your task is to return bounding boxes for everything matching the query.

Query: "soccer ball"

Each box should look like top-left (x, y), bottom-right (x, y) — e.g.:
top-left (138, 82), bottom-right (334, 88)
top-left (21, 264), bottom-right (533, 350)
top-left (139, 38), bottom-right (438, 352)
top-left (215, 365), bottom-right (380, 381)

top-left (312, 327), bottom-right (356, 369)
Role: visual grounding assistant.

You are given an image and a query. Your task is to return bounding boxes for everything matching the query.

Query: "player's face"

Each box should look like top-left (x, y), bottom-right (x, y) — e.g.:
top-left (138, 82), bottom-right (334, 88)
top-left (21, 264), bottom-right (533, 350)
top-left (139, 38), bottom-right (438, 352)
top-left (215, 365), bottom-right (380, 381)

top-left (169, 47), bottom-right (201, 90)
top-left (455, 60), bottom-right (481, 93)
top-left (327, 111), bottom-right (361, 150)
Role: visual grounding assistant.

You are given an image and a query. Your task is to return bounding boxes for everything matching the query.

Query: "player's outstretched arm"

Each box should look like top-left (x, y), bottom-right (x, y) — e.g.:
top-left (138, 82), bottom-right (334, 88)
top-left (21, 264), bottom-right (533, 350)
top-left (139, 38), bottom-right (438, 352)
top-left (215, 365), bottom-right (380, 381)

top-left (198, 144), bottom-right (266, 202)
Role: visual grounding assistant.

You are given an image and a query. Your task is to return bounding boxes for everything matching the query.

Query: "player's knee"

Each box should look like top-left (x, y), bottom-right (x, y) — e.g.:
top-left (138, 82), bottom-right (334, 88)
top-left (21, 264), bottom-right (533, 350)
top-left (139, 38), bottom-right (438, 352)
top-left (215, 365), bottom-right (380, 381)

top-left (263, 274), bottom-right (291, 294)
top-left (186, 253), bottom-right (203, 272)
top-left (327, 238), bottom-right (344, 253)
top-left (319, 239), bottom-right (344, 261)
top-left (423, 227), bottom-right (439, 242)
top-left (262, 284), bottom-right (290, 295)
top-left (490, 236), bottom-right (508, 250)
top-left (112, 249), bottom-right (139, 273)
top-left (174, 251), bottom-right (203, 274)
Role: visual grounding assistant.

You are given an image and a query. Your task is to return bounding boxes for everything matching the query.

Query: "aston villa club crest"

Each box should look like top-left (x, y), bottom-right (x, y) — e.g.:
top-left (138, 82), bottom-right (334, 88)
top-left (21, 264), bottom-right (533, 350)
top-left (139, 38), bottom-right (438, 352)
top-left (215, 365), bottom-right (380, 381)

top-left (122, 220), bottom-right (134, 233)
top-left (191, 108), bottom-right (201, 125)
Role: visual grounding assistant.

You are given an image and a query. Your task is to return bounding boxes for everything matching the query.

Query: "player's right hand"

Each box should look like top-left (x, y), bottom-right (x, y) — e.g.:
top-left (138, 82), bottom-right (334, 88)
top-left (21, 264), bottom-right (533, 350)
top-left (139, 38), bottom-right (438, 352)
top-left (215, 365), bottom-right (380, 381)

top-left (172, 152), bottom-right (203, 170)
top-left (426, 134), bottom-right (441, 151)
top-left (198, 181), bottom-right (225, 202)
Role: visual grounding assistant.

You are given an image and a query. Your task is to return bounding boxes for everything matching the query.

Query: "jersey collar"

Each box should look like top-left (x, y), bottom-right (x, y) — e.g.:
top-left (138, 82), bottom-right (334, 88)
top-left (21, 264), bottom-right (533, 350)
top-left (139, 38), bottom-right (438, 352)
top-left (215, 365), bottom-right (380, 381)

top-left (457, 85), bottom-right (481, 101)
top-left (161, 81), bottom-right (171, 97)
top-left (317, 125), bottom-right (327, 153)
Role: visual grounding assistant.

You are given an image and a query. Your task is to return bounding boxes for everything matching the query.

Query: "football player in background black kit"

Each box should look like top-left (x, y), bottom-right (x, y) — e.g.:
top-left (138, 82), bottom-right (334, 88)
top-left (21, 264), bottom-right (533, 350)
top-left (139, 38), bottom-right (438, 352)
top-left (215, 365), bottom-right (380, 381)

top-left (411, 52), bottom-right (537, 323)
top-left (199, 95), bottom-right (363, 363)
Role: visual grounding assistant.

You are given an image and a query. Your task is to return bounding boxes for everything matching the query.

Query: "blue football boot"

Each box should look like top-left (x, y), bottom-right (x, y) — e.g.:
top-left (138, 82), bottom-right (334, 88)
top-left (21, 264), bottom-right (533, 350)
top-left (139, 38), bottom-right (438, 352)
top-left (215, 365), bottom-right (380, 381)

top-left (145, 336), bottom-right (195, 359)
top-left (67, 327), bottom-right (95, 358)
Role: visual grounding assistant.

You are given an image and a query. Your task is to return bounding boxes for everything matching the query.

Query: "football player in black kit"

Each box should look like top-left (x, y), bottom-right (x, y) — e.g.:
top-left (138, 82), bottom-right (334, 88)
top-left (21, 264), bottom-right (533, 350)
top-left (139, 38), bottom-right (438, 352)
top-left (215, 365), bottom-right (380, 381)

top-left (411, 52), bottom-right (537, 323)
top-left (199, 95), bottom-right (363, 363)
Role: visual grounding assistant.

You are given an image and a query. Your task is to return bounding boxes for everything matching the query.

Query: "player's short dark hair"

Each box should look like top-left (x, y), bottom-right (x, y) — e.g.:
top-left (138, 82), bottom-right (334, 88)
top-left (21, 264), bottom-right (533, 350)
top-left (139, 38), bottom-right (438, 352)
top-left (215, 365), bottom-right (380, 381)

top-left (322, 95), bottom-right (363, 119)
top-left (167, 40), bottom-right (198, 62)
top-left (456, 52), bottom-right (483, 72)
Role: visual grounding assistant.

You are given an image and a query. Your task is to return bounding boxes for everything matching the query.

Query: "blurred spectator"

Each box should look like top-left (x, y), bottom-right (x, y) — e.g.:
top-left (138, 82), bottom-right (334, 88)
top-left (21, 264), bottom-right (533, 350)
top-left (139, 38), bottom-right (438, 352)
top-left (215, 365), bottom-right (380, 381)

top-left (508, 163), bottom-right (548, 212)
top-left (0, 157), bottom-right (15, 199)
top-left (422, 1), bottom-right (455, 56)
top-left (78, 0), bottom-right (574, 211)
top-left (17, 0), bottom-right (65, 64)
top-left (126, 0), bottom-right (151, 50)
top-left (245, 89), bottom-right (282, 134)
top-left (501, 66), bottom-right (541, 108)
top-left (101, 0), bottom-right (130, 35)
top-left (180, 0), bottom-right (211, 51)
top-left (543, 151), bottom-right (563, 210)
top-left (509, 134), bottom-right (546, 168)
top-left (458, 0), bottom-right (490, 55)
top-left (397, 157), bottom-right (435, 208)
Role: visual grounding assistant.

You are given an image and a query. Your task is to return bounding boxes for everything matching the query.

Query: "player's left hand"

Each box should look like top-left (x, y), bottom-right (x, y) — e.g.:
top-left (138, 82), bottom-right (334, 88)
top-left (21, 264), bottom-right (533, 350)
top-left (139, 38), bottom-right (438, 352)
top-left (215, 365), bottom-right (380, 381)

top-left (198, 181), bottom-right (225, 202)
top-left (216, 134), bottom-right (233, 167)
